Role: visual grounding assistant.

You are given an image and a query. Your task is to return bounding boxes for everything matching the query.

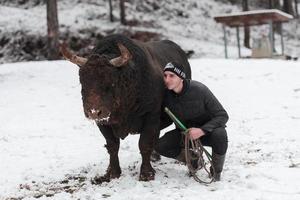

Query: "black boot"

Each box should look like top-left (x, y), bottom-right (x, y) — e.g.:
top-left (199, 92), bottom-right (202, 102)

top-left (175, 149), bottom-right (186, 163)
top-left (176, 149), bottom-right (199, 170)
top-left (211, 152), bottom-right (226, 181)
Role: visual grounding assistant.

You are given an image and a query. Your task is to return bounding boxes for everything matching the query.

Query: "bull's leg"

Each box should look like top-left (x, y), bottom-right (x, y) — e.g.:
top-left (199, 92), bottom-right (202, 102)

top-left (92, 124), bottom-right (121, 184)
top-left (139, 113), bottom-right (160, 181)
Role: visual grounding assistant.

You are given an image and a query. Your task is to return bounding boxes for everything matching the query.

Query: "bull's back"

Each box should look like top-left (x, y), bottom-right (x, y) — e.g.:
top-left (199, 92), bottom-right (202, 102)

top-left (144, 40), bottom-right (191, 79)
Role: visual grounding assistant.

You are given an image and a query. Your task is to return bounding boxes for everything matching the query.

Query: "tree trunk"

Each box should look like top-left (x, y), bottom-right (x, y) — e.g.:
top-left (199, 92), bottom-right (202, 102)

top-left (46, 0), bottom-right (60, 60)
top-left (283, 0), bottom-right (294, 16)
top-left (119, 0), bottom-right (126, 25)
top-left (265, 0), bottom-right (281, 42)
top-left (268, 0), bottom-right (273, 8)
top-left (242, 0), bottom-right (250, 48)
top-left (108, 0), bottom-right (114, 22)
top-left (273, 0), bottom-right (282, 33)
top-left (273, 0), bottom-right (281, 9)
top-left (295, 0), bottom-right (299, 18)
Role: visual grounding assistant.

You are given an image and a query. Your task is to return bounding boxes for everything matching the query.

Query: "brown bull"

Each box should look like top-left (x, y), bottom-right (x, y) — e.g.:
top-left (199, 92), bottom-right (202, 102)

top-left (60, 34), bottom-right (191, 183)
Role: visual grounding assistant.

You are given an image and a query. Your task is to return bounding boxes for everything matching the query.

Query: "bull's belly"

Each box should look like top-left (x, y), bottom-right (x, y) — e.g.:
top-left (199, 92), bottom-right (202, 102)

top-left (112, 123), bottom-right (142, 139)
top-left (129, 132), bottom-right (140, 135)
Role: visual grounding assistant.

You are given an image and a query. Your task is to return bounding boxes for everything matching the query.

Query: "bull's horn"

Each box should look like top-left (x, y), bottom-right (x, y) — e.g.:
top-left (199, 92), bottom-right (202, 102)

top-left (60, 43), bottom-right (88, 67)
top-left (109, 43), bottom-right (132, 67)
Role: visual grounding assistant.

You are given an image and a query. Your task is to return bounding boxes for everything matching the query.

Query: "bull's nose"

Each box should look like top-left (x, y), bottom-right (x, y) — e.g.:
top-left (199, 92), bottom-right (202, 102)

top-left (88, 109), bottom-right (101, 119)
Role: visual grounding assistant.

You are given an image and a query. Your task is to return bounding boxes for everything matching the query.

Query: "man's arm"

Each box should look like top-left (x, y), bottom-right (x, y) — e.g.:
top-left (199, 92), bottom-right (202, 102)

top-left (200, 86), bottom-right (229, 134)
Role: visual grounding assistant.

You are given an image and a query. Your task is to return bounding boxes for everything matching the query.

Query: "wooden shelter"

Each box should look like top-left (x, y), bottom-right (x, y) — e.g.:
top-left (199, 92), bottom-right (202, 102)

top-left (214, 9), bottom-right (293, 58)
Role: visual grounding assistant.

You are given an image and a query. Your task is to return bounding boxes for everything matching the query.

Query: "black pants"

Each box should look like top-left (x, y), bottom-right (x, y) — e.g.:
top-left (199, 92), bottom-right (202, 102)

top-left (155, 127), bottom-right (228, 159)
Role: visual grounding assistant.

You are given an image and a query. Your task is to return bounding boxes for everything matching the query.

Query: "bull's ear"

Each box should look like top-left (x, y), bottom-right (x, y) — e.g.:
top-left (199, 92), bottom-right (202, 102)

top-left (59, 43), bottom-right (88, 67)
top-left (109, 43), bottom-right (132, 67)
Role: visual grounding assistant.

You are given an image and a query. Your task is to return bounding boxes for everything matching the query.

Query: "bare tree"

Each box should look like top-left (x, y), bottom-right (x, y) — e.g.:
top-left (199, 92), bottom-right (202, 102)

top-left (108, 0), bottom-right (114, 22)
top-left (46, 0), bottom-right (60, 60)
top-left (268, 0), bottom-right (273, 8)
top-left (273, 0), bottom-right (281, 9)
top-left (283, 0), bottom-right (295, 16)
top-left (119, 0), bottom-right (126, 25)
top-left (242, 0), bottom-right (250, 48)
top-left (294, 0), bottom-right (299, 18)
top-left (273, 0), bottom-right (282, 33)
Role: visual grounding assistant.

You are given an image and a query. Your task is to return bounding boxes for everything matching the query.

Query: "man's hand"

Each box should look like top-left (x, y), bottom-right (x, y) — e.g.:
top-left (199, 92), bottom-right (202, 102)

top-left (188, 128), bottom-right (205, 140)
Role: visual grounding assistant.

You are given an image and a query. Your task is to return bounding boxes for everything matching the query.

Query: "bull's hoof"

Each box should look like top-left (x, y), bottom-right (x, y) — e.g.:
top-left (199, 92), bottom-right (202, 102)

top-left (91, 166), bottom-right (121, 185)
top-left (91, 173), bottom-right (121, 185)
top-left (139, 168), bottom-right (155, 181)
top-left (91, 175), bottom-right (111, 185)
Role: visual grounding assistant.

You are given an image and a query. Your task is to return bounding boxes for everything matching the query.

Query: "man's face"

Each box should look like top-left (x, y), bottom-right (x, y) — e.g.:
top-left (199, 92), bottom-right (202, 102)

top-left (163, 71), bottom-right (183, 91)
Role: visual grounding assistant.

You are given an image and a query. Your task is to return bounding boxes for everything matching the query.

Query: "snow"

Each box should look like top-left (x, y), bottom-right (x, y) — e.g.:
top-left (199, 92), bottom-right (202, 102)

top-left (1, 0), bottom-right (300, 199)
top-left (214, 9), bottom-right (293, 19)
top-left (1, 59), bottom-right (300, 200)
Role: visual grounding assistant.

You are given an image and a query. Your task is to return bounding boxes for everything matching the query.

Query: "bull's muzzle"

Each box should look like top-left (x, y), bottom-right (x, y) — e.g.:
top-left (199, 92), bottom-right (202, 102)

top-left (86, 108), bottom-right (111, 123)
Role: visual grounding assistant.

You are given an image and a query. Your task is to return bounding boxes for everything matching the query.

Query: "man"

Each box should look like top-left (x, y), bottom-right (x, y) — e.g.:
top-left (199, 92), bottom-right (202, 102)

top-left (155, 62), bottom-right (228, 181)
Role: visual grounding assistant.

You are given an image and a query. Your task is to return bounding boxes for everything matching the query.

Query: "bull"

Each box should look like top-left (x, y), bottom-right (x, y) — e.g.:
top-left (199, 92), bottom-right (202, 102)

top-left (60, 34), bottom-right (191, 182)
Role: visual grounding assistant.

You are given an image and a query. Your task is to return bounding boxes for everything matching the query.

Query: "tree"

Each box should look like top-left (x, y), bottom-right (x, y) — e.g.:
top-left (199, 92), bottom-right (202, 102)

top-left (294, 0), bottom-right (299, 18)
top-left (266, 0), bottom-right (281, 39)
top-left (108, 0), bottom-right (114, 22)
top-left (242, 0), bottom-right (250, 48)
top-left (46, 0), bottom-right (60, 60)
top-left (268, 0), bottom-right (273, 8)
top-left (283, 0), bottom-right (294, 16)
top-left (119, 0), bottom-right (126, 25)
top-left (273, 0), bottom-right (281, 9)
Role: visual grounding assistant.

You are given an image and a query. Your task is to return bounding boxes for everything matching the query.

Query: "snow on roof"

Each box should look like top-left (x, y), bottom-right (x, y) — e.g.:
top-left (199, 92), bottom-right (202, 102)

top-left (214, 9), bottom-right (293, 19)
top-left (214, 9), bottom-right (293, 27)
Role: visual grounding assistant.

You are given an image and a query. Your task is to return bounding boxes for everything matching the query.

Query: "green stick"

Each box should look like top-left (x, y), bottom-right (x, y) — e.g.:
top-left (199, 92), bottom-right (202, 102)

top-left (164, 107), bottom-right (212, 158)
top-left (164, 107), bottom-right (188, 134)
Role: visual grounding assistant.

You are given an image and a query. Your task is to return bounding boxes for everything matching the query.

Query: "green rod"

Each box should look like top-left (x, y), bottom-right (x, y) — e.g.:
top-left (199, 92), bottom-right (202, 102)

top-left (164, 107), bottom-right (188, 133)
top-left (164, 107), bottom-right (212, 158)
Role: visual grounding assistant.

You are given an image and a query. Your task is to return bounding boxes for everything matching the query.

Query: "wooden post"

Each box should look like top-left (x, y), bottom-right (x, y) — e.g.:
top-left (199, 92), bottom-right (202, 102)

top-left (242, 0), bottom-right (250, 48)
top-left (269, 21), bottom-right (274, 57)
top-left (280, 23), bottom-right (285, 55)
top-left (236, 26), bottom-right (241, 58)
top-left (223, 25), bottom-right (228, 59)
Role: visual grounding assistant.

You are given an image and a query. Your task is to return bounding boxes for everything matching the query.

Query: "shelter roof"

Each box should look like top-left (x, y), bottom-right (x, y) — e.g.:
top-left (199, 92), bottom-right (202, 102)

top-left (214, 9), bottom-right (293, 27)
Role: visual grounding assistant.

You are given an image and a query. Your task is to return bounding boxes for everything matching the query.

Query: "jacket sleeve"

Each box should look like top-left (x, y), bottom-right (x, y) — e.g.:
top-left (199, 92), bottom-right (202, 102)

top-left (200, 86), bottom-right (229, 134)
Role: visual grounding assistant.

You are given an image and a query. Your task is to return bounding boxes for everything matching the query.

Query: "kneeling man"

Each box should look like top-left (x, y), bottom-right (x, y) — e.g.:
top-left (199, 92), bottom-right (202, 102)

top-left (156, 62), bottom-right (229, 181)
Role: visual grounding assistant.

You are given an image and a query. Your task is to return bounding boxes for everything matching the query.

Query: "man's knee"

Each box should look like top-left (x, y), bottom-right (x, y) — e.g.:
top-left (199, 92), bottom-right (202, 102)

top-left (154, 137), bottom-right (171, 156)
top-left (211, 127), bottom-right (227, 141)
top-left (210, 127), bottom-right (228, 155)
top-left (154, 135), bottom-right (181, 158)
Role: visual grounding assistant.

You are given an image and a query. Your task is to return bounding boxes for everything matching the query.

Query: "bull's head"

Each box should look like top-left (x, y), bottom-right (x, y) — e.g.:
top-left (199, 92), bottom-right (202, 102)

top-left (60, 43), bottom-right (132, 124)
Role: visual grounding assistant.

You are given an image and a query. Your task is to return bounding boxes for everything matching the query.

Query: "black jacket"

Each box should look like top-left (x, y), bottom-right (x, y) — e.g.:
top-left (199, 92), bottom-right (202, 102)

top-left (160, 80), bottom-right (229, 134)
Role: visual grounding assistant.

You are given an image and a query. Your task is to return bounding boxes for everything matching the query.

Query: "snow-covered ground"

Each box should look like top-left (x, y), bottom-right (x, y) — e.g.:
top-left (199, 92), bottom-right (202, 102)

top-left (1, 1), bottom-right (300, 199)
top-left (1, 59), bottom-right (299, 200)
